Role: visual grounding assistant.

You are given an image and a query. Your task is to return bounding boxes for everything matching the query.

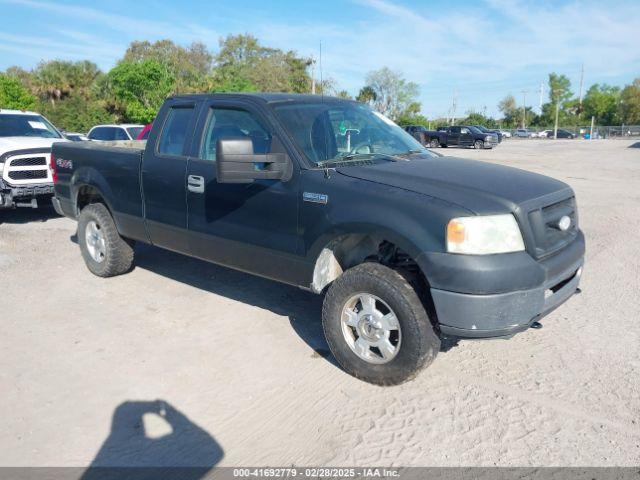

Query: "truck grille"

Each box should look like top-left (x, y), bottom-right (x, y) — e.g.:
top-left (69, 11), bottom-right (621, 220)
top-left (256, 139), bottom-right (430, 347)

top-left (2, 152), bottom-right (52, 186)
top-left (527, 196), bottom-right (578, 258)
top-left (9, 156), bottom-right (47, 167)
top-left (8, 170), bottom-right (48, 180)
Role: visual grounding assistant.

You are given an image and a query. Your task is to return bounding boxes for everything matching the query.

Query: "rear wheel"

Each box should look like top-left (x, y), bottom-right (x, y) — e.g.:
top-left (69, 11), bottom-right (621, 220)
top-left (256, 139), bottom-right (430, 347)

top-left (322, 263), bottom-right (440, 385)
top-left (474, 139), bottom-right (484, 149)
top-left (78, 203), bottom-right (134, 277)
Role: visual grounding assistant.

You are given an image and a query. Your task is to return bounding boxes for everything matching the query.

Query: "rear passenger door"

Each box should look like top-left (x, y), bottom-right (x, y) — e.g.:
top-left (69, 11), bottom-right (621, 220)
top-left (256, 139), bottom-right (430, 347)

top-left (142, 100), bottom-right (198, 253)
top-left (448, 126), bottom-right (461, 145)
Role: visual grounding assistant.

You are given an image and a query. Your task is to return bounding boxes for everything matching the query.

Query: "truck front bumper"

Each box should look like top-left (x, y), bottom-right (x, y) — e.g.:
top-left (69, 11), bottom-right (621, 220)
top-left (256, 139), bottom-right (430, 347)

top-left (418, 231), bottom-right (585, 338)
top-left (0, 179), bottom-right (55, 209)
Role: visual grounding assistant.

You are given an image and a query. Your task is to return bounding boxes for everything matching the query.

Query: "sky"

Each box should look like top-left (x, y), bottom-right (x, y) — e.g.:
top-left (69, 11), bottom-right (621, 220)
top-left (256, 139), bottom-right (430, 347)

top-left (0, 0), bottom-right (639, 118)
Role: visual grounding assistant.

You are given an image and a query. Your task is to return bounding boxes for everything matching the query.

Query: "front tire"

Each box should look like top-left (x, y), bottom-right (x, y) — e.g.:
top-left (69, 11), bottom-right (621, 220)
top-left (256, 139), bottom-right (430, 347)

top-left (474, 139), bottom-right (484, 149)
top-left (322, 263), bottom-right (440, 385)
top-left (78, 203), bottom-right (134, 277)
top-left (429, 138), bottom-right (439, 148)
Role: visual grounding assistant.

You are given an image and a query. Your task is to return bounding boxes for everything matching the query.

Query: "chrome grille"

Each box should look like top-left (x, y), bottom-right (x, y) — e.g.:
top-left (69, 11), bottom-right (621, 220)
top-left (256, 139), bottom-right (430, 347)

top-left (9, 156), bottom-right (47, 167)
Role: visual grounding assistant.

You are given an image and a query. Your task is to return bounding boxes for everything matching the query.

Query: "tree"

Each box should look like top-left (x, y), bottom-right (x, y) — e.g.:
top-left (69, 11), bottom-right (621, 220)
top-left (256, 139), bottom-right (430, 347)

top-left (214, 34), bottom-right (312, 93)
top-left (32, 60), bottom-right (102, 106)
top-left (619, 78), bottom-right (640, 124)
top-left (0, 74), bottom-right (36, 110)
top-left (363, 67), bottom-right (420, 120)
top-left (122, 40), bottom-right (212, 93)
top-left (548, 73), bottom-right (572, 104)
top-left (336, 90), bottom-right (352, 100)
top-left (106, 60), bottom-right (175, 123)
top-left (38, 94), bottom-right (115, 132)
top-left (356, 85), bottom-right (377, 104)
top-left (582, 84), bottom-right (620, 124)
top-left (498, 95), bottom-right (519, 127)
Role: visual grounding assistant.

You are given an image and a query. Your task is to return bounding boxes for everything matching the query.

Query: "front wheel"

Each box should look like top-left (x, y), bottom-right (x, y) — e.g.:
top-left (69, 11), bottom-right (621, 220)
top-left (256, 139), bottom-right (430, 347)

top-left (322, 263), bottom-right (440, 385)
top-left (474, 139), bottom-right (484, 149)
top-left (429, 138), bottom-right (439, 148)
top-left (78, 203), bottom-right (135, 277)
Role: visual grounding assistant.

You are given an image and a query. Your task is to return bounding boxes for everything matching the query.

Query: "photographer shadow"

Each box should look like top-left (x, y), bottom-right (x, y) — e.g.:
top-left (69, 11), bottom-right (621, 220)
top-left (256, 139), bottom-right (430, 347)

top-left (81, 400), bottom-right (223, 480)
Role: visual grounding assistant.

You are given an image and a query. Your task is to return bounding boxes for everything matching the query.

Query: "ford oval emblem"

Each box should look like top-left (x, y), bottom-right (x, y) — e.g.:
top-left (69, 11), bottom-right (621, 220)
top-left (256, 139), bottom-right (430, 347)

top-left (558, 215), bottom-right (571, 231)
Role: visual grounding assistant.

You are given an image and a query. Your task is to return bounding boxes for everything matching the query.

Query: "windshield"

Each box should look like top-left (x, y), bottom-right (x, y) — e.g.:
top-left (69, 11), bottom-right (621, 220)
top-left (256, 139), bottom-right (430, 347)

top-left (468, 126), bottom-right (484, 135)
top-left (126, 127), bottom-right (144, 139)
top-left (272, 101), bottom-right (432, 165)
top-left (0, 114), bottom-right (62, 138)
top-left (474, 125), bottom-right (489, 132)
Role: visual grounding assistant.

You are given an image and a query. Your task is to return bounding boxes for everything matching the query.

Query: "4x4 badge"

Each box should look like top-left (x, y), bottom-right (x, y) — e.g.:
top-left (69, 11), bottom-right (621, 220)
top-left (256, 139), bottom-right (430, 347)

top-left (303, 192), bottom-right (328, 204)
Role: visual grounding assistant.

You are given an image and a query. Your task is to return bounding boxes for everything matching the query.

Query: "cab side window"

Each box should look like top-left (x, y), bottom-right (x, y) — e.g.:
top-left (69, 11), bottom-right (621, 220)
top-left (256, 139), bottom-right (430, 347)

top-left (200, 108), bottom-right (272, 161)
top-left (158, 106), bottom-right (195, 156)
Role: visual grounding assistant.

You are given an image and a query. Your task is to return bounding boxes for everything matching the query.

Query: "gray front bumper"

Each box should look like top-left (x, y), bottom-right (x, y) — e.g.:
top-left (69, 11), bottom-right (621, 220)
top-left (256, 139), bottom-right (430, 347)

top-left (433, 256), bottom-right (583, 338)
top-left (0, 180), bottom-right (55, 208)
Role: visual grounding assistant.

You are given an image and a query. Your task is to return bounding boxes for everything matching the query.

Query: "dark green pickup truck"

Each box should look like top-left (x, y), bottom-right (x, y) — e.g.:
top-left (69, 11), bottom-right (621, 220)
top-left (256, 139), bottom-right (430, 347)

top-left (51, 93), bottom-right (584, 385)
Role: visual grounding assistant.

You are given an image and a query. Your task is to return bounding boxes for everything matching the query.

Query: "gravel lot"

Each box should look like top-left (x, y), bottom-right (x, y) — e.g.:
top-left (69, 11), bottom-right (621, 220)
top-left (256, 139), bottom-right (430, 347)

top-left (1, 139), bottom-right (638, 468)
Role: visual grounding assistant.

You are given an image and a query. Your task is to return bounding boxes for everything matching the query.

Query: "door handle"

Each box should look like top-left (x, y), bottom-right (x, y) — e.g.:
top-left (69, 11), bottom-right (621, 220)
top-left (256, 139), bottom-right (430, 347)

top-left (187, 175), bottom-right (205, 193)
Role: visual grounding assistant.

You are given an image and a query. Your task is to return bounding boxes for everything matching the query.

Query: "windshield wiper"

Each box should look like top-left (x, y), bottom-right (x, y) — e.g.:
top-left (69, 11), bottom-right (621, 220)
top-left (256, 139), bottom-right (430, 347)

top-left (316, 152), bottom-right (402, 168)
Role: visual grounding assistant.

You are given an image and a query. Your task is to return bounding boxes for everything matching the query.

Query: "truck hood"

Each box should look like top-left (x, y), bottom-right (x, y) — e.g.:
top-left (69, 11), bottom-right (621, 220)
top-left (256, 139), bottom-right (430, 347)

top-left (0, 137), bottom-right (67, 156)
top-left (336, 155), bottom-right (571, 214)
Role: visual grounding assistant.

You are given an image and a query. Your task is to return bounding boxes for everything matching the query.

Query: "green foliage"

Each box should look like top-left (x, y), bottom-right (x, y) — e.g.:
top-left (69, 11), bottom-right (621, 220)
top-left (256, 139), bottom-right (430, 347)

top-left (32, 60), bottom-right (102, 106)
top-left (123, 40), bottom-right (212, 93)
top-left (0, 74), bottom-right (36, 110)
top-left (336, 90), bottom-right (352, 100)
top-left (356, 86), bottom-right (377, 104)
top-left (395, 113), bottom-right (430, 128)
top-left (582, 84), bottom-right (620, 124)
top-left (363, 67), bottom-right (421, 120)
top-left (498, 95), bottom-right (519, 127)
top-left (37, 94), bottom-right (115, 132)
top-left (548, 73), bottom-right (572, 104)
top-left (215, 34), bottom-right (312, 93)
top-left (619, 78), bottom-right (640, 124)
top-left (106, 60), bottom-right (175, 123)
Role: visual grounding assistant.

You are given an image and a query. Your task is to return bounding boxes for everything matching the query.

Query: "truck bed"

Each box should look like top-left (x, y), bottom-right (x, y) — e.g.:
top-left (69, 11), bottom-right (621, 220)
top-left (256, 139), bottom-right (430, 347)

top-left (53, 141), bottom-right (147, 241)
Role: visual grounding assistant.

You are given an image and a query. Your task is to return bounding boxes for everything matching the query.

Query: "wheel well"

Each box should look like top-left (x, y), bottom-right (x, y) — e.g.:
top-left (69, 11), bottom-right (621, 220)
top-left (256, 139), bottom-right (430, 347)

top-left (311, 234), bottom-right (423, 293)
top-left (76, 185), bottom-right (106, 214)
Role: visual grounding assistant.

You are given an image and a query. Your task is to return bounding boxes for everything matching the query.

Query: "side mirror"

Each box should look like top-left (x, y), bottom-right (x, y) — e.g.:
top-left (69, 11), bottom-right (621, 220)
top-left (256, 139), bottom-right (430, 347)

top-left (216, 138), bottom-right (291, 184)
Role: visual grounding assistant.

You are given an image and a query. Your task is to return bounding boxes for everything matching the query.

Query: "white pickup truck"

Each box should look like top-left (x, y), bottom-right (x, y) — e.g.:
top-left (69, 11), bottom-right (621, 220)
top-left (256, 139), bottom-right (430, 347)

top-left (0, 109), bottom-right (68, 209)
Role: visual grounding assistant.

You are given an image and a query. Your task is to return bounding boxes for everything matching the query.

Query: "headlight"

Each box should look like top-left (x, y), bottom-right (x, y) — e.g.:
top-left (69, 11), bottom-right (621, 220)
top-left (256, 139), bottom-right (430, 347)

top-left (485, 135), bottom-right (492, 141)
top-left (447, 214), bottom-right (525, 254)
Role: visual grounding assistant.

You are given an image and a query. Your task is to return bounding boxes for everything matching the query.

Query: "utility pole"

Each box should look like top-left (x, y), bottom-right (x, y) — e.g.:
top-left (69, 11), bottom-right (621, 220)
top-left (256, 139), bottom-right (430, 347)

top-left (553, 89), bottom-right (563, 139)
top-left (449, 90), bottom-right (457, 126)
top-left (310, 56), bottom-right (316, 94)
top-left (578, 63), bottom-right (585, 111)
top-left (539, 82), bottom-right (544, 113)
top-left (524, 90), bottom-right (528, 127)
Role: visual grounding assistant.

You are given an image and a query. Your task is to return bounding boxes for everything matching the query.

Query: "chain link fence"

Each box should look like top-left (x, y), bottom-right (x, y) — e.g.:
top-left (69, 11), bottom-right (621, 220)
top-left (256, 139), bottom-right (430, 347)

top-left (501, 125), bottom-right (640, 139)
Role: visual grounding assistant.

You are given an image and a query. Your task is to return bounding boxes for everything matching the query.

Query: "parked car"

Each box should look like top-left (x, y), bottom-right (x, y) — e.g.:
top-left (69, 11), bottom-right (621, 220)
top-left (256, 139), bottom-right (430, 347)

top-left (550, 129), bottom-right (576, 139)
top-left (500, 130), bottom-right (512, 138)
top-left (87, 124), bottom-right (145, 141)
top-left (436, 125), bottom-right (499, 149)
top-left (0, 109), bottom-right (68, 209)
top-left (63, 132), bottom-right (89, 142)
top-left (52, 93), bottom-right (584, 385)
top-left (404, 125), bottom-right (442, 148)
top-left (538, 130), bottom-right (552, 138)
top-left (136, 123), bottom-right (153, 140)
top-left (472, 125), bottom-right (503, 143)
top-left (515, 129), bottom-right (533, 138)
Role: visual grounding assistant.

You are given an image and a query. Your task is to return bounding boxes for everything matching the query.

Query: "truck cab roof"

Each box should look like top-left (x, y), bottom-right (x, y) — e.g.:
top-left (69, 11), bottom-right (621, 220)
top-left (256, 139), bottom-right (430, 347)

top-left (168, 92), bottom-right (357, 106)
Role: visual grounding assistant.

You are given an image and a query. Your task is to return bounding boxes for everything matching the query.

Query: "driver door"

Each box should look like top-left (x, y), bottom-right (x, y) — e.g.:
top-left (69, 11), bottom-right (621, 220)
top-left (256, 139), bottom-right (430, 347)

top-left (459, 127), bottom-right (473, 147)
top-left (185, 101), bottom-right (302, 284)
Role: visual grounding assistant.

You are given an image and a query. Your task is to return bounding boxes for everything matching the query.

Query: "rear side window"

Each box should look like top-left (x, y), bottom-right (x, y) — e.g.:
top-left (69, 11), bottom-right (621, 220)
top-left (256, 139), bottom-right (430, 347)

top-left (158, 106), bottom-right (194, 156)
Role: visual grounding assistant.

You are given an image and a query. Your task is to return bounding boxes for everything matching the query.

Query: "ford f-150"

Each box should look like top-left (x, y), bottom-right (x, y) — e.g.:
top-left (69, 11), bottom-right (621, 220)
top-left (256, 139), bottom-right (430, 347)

top-left (51, 94), bottom-right (585, 385)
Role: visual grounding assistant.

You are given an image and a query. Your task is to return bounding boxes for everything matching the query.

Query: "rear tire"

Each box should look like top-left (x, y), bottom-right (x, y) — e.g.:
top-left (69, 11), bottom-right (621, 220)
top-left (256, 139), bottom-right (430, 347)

top-left (322, 263), bottom-right (440, 385)
top-left (78, 203), bottom-right (134, 277)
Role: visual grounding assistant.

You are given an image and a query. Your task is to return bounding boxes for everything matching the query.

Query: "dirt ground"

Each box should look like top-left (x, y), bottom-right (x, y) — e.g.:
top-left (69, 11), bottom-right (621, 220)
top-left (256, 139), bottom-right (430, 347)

top-left (1, 139), bottom-right (638, 468)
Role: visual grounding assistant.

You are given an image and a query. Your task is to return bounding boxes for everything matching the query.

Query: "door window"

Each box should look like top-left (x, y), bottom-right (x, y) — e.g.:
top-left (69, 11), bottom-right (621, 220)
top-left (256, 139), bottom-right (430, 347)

top-left (158, 106), bottom-right (195, 156)
top-left (200, 108), bottom-right (272, 161)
